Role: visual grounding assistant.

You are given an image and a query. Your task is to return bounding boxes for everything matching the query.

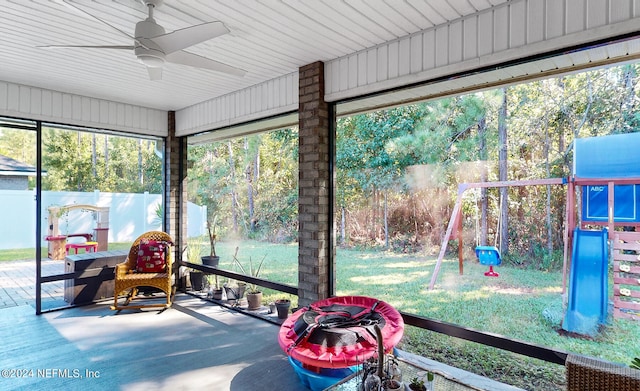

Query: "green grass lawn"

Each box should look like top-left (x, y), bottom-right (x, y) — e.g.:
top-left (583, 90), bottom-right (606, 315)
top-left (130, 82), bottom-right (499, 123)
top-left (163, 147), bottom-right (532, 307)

top-left (4, 240), bottom-right (639, 390)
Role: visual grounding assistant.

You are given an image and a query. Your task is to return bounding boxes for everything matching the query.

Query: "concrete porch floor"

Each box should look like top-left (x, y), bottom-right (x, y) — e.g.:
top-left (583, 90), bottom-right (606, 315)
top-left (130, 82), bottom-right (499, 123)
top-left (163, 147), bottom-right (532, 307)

top-left (0, 260), bottom-right (304, 390)
top-left (0, 295), bottom-right (303, 391)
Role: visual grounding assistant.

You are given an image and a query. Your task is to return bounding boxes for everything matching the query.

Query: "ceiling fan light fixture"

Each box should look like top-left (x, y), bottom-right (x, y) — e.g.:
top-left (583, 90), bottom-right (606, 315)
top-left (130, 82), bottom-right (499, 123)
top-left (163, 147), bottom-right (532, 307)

top-left (138, 54), bottom-right (165, 68)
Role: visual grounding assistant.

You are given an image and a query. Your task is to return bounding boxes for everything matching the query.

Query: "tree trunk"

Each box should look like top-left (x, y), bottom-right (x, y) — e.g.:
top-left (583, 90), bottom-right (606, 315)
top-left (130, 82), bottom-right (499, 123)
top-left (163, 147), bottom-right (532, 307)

top-left (341, 206), bottom-right (346, 246)
top-left (384, 192), bottom-right (389, 248)
top-left (228, 141), bottom-right (239, 233)
top-left (544, 123), bottom-right (553, 255)
top-left (138, 139), bottom-right (143, 185)
top-left (621, 65), bottom-right (637, 131)
top-left (498, 87), bottom-right (509, 253)
top-left (244, 138), bottom-right (255, 232)
top-left (92, 133), bottom-right (97, 178)
top-left (478, 115), bottom-right (488, 246)
top-left (371, 187), bottom-right (377, 240)
top-left (104, 135), bottom-right (109, 171)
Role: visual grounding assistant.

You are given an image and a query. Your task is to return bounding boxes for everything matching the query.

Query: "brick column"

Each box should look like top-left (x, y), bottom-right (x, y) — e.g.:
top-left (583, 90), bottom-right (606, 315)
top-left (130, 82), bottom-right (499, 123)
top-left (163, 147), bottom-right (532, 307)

top-left (298, 61), bottom-right (335, 307)
top-left (166, 111), bottom-right (187, 284)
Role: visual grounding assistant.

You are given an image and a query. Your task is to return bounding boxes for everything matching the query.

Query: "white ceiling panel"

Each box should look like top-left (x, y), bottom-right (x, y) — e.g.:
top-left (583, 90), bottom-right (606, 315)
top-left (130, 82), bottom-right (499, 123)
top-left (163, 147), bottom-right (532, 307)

top-left (0, 0), bottom-right (638, 126)
top-left (3, 0), bottom-right (511, 112)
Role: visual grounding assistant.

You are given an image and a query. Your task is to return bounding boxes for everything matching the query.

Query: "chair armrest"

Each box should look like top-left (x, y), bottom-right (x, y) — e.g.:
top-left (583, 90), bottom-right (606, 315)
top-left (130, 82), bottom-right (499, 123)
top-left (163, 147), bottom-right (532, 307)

top-left (115, 262), bottom-right (131, 277)
top-left (165, 246), bottom-right (174, 268)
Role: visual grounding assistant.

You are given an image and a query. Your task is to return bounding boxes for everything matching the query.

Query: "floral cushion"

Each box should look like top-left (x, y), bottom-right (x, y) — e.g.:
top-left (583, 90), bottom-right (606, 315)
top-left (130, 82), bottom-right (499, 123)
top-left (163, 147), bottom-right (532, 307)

top-left (136, 239), bottom-right (170, 273)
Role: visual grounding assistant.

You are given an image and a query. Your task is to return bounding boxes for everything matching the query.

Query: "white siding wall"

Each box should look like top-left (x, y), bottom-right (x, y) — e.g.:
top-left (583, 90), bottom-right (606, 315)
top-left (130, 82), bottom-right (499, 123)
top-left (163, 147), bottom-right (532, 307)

top-left (175, 72), bottom-right (299, 137)
top-left (0, 81), bottom-right (167, 137)
top-left (324, 0), bottom-right (640, 103)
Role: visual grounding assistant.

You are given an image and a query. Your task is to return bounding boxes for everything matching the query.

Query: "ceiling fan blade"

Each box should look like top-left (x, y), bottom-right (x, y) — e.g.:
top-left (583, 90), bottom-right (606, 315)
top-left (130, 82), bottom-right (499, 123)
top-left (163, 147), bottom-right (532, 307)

top-left (166, 50), bottom-right (246, 77)
top-left (150, 22), bottom-right (230, 55)
top-left (147, 67), bottom-right (163, 81)
top-left (55, 0), bottom-right (135, 42)
top-left (37, 45), bottom-right (134, 50)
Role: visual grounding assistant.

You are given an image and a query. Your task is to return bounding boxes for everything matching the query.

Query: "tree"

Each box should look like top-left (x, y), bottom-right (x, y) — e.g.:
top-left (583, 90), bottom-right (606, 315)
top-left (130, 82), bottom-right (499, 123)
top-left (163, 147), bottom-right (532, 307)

top-left (41, 127), bottom-right (161, 193)
top-left (498, 87), bottom-right (509, 254)
top-left (187, 128), bottom-right (298, 241)
top-left (336, 105), bottom-right (428, 244)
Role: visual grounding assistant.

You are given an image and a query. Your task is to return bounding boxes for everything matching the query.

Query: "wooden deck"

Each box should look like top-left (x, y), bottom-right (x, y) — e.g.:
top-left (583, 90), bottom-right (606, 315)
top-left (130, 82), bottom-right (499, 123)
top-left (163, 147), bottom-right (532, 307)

top-left (0, 294), bottom-right (304, 390)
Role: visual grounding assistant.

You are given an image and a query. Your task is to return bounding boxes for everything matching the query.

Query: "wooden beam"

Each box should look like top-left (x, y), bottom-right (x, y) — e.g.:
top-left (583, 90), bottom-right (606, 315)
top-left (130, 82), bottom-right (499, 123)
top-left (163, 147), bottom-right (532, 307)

top-left (429, 186), bottom-right (465, 290)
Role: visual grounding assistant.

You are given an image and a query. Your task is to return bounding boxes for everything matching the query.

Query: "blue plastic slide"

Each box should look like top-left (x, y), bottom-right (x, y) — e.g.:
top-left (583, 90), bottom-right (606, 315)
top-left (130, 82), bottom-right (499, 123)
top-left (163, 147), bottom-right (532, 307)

top-left (562, 228), bottom-right (609, 336)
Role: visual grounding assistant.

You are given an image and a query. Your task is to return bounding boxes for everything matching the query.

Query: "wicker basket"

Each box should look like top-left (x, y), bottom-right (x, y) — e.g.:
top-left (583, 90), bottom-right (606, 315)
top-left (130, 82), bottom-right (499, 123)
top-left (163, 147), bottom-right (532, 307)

top-left (566, 354), bottom-right (640, 391)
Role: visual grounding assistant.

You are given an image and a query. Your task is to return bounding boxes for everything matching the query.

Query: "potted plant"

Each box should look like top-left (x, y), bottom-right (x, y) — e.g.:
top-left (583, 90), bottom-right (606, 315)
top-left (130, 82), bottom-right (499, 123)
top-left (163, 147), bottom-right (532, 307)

top-left (206, 274), bottom-right (223, 300)
top-left (408, 377), bottom-right (426, 391)
top-left (223, 247), bottom-right (246, 301)
top-left (186, 240), bottom-right (205, 291)
top-left (275, 298), bottom-right (291, 319)
top-left (383, 379), bottom-right (403, 390)
top-left (201, 216), bottom-right (220, 267)
top-left (233, 249), bottom-right (266, 310)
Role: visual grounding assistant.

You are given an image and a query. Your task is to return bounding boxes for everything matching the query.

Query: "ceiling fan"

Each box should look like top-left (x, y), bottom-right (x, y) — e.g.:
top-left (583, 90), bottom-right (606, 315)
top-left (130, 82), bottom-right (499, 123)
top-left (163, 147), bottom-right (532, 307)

top-left (40, 0), bottom-right (246, 80)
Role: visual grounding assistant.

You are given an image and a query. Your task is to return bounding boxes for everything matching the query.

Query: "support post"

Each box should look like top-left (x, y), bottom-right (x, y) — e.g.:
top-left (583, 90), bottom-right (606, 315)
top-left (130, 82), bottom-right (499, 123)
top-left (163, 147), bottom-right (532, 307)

top-left (166, 111), bottom-right (187, 290)
top-left (298, 61), bottom-right (334, 307)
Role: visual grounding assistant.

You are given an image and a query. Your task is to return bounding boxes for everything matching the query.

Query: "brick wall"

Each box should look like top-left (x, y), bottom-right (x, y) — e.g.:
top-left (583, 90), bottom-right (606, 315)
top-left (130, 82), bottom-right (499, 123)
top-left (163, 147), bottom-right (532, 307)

top-left (166, 111), bottom-right (187, 275)
top-left (298, 61), bottom-right (334, 307)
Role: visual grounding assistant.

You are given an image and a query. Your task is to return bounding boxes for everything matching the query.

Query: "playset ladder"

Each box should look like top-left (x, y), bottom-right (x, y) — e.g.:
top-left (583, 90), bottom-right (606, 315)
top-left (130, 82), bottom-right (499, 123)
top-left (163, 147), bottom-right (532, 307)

top-left (612, 232), bottom-right (640, 320)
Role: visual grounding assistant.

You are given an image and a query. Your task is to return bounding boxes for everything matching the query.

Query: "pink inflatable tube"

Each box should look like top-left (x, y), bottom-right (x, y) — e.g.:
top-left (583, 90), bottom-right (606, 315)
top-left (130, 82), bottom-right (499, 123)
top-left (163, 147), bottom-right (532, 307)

top-left (278, 296), bottom-right (404, 369)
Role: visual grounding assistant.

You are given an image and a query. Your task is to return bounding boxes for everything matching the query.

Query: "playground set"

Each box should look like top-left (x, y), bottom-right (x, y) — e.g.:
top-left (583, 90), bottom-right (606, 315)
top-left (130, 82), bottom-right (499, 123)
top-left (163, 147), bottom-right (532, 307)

top-left (429, 132), bottom-right (640, 336)
top-left (45, 204), bottom-right (110, 260)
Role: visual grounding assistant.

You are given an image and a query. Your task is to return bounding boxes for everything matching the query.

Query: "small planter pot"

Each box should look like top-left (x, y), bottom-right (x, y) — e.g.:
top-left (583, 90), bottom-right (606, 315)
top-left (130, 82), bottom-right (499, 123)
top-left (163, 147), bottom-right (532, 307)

top-left (201, 255), bottom-right (220, 267)
top-left (383, 379), bottom-right (403, 390)
top-left (224, 283), bottom-right (246, 300)
top-left (189, 271), bottom-right (204, 291)
top-left (211, 288), bottom-right (223, 300)
top-left (246, 291), bottom-right (263, 310)
top-left (275, 299), bottom-right (291, 319)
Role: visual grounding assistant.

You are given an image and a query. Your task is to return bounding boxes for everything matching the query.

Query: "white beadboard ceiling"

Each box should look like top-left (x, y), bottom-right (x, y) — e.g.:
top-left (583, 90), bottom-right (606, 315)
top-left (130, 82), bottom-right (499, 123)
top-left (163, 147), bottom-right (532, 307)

top-left (1, 0), bottom-right (639, 127)
top-left (0, 0), bottom-right (511, 112)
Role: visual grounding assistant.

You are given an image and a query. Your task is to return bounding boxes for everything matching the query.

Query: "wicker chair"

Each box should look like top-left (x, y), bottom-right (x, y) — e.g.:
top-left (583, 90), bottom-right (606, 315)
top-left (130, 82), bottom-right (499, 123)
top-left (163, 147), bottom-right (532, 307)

top-left (111, 231), bottom-right (175, 311)
top-left (566, 353), bottom-right (640, 391)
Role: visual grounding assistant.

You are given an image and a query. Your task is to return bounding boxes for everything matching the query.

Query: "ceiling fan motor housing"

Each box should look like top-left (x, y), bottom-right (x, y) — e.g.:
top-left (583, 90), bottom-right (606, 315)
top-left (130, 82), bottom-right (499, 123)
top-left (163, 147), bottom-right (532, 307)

top-left (134, 18), bottom-right (166, 67)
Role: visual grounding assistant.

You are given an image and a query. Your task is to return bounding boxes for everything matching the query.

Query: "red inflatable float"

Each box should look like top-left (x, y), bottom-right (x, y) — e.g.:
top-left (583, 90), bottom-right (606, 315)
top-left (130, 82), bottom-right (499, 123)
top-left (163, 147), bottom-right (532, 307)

top-left (278, 296), bottom-right (404, 369)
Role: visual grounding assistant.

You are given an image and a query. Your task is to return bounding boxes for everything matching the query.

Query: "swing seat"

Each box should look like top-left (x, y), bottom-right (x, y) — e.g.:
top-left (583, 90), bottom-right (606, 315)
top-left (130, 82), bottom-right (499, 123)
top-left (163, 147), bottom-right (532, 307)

top-left (475, 246), bottom-right (501, 277)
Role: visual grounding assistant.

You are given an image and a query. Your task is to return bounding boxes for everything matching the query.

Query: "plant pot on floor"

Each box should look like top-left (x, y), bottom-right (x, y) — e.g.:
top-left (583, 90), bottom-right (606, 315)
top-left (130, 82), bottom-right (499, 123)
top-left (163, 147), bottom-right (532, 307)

top-left (275, 299), bottom-right (291, 319)
top-left (201, 255), bottom-right (220, 267)
top-left (189, 271), bottom-right (204, 291)
top-left (211, 288), bottom-right (223, 300)
top-left (224, 283), bottom-right (246, 301)
top-left (246, 291), bottom-right (263, 310)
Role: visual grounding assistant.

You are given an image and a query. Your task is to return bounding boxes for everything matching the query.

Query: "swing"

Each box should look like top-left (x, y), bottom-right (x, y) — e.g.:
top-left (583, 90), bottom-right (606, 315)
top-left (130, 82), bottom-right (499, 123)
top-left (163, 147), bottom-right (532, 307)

top-left (475, 245), bottom-right (501, 277)
top-left (474, 191), bottom-right (501, 277)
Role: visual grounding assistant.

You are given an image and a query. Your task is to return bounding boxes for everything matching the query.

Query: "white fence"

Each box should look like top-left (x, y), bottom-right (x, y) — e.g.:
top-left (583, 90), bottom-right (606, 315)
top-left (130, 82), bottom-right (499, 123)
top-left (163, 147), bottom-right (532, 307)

top-left (0, 190), bottom-right (207, 250)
